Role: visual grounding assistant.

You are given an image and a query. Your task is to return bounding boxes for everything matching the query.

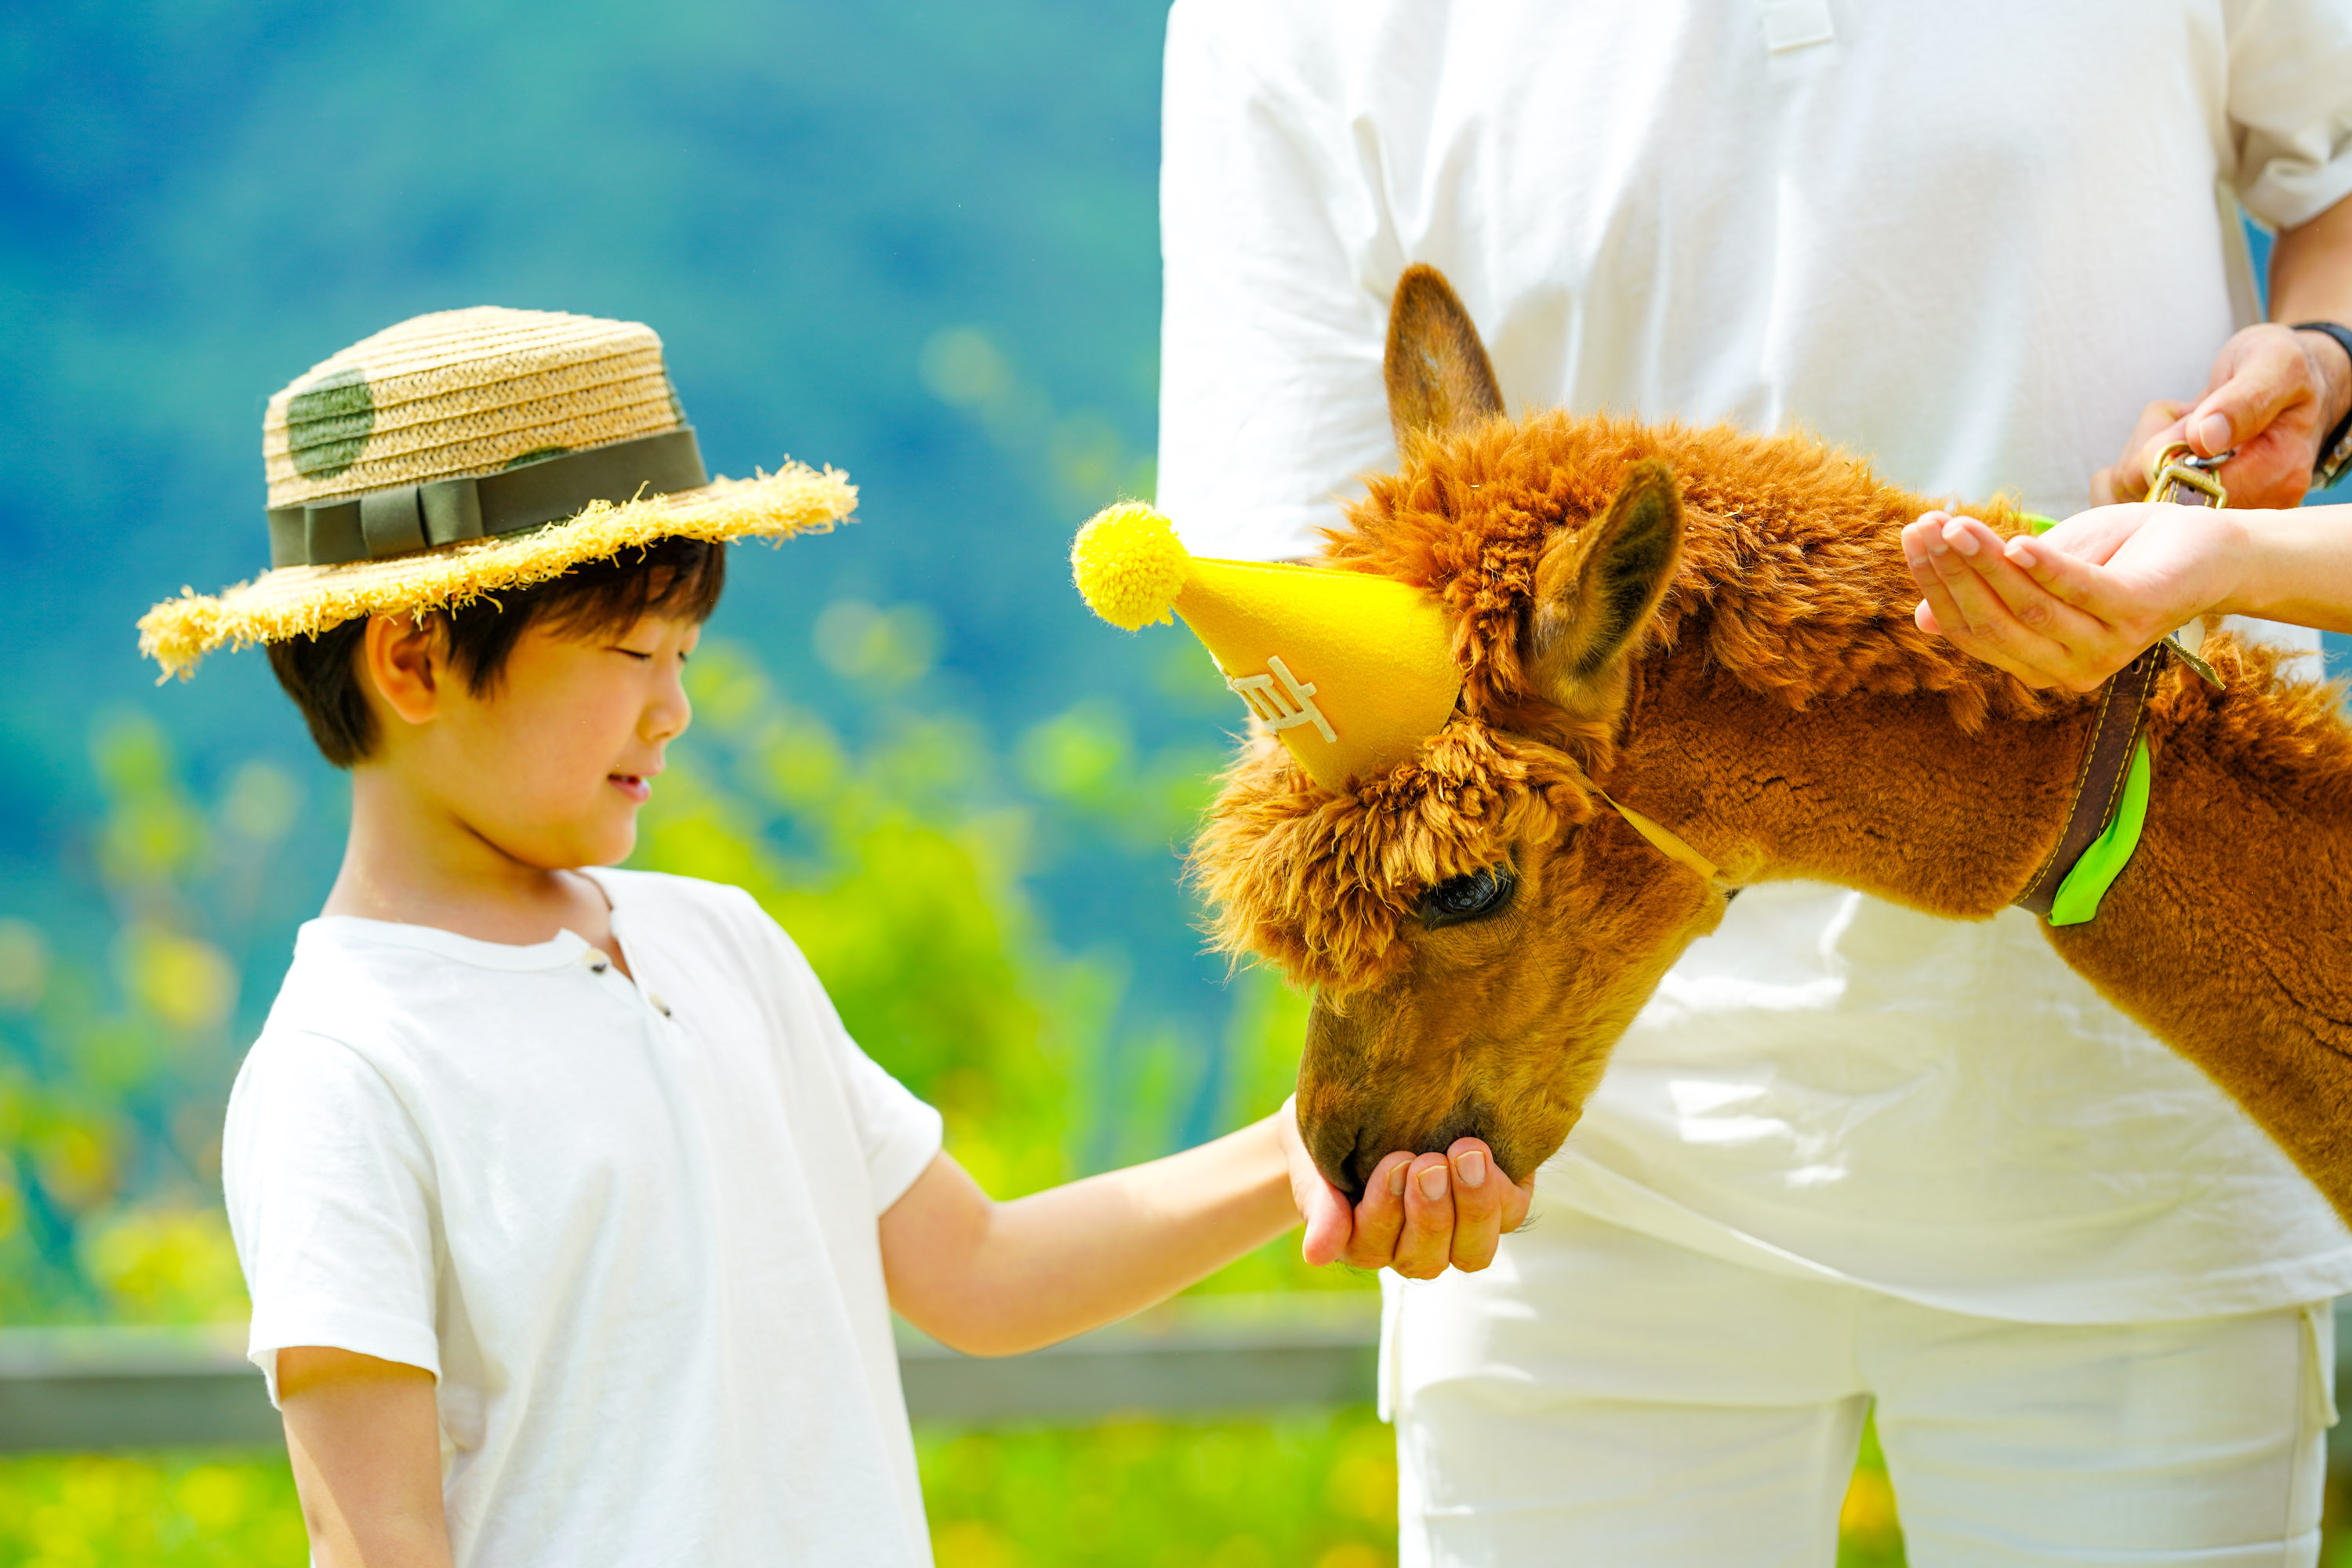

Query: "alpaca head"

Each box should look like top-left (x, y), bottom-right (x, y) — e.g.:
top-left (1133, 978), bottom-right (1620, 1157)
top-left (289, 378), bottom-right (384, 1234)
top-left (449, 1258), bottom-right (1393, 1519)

top-left (1192, 267), bottom-right (1740, 1194)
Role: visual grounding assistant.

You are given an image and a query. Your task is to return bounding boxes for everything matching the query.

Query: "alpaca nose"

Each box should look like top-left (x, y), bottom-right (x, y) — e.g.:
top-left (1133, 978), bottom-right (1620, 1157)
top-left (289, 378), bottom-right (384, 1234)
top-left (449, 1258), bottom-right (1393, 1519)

top-left (1306, 1114), bottom-right (1374, 1203)
top-left (1305, 1103), bottom-right (1497, 1204)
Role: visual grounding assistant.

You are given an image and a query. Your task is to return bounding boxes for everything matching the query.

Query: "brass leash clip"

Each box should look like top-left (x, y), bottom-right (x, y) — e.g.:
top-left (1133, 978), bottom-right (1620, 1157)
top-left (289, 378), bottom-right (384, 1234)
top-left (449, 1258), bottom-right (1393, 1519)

top-left (2145, 439), bottom-right (2229, 507)
top-left (2142, 440), bottom-right (2227, 688)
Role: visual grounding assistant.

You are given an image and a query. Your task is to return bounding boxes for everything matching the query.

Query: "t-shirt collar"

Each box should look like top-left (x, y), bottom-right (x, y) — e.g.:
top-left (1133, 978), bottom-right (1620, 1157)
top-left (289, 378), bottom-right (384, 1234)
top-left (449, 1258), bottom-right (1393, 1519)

top-left (298, 869), bottom-right (627, 972)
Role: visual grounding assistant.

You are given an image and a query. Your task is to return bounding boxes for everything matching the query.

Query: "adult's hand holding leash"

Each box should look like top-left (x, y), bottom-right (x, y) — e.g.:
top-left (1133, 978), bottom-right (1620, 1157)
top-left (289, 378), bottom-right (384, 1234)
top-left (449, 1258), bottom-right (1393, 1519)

top-left (2092, 195), bottom-right (2352, 510)
top-left (2092, 323), bottom-right (2350, 509)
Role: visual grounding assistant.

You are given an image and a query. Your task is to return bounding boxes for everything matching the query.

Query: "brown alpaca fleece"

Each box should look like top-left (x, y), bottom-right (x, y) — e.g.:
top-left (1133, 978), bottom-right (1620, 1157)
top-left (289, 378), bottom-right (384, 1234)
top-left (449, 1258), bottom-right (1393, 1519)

top-left (1196, 411), bottom-right (2074, 995)
top-left (1195, 717), bottom-right (1606, 996)
top-left (1192, 407), bottom-right (2352, 1210)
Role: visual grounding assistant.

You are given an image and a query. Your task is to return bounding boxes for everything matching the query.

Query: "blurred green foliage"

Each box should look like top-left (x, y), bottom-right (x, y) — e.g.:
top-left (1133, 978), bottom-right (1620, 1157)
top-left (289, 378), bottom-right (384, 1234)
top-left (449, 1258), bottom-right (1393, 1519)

top-left (0, 1454), bottom-right (307, 1568)
top-left (0, 709), bottom-right (307, 1328)
top-left (0, 1414), bottom-right (1936, 1566)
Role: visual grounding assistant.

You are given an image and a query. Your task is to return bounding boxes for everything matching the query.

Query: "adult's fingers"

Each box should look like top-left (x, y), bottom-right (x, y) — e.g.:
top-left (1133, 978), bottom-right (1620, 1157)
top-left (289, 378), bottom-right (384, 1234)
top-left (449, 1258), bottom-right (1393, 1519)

top-left (2189, 329), bottom-right (2325, 510)
top-left (1389, 1152), bottom-right (1456, 1279)
top-left (1342, 1152), bottom-right (1413, 1271)
top-left (2186, 328), bottom-right (2310, 459)
top-left (2098, 401), bottom-right (2191, 503)
top-left (1445, 1139), bottom-right (1504, 1272)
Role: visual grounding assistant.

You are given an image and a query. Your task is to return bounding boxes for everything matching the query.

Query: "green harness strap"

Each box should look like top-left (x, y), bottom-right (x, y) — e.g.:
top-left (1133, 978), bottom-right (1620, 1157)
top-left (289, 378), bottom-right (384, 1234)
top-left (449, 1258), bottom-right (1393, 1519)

top-left (2048, 738), bottom-right (2151, 925)
top-left (2017, 513), bottom-right (2151, 927)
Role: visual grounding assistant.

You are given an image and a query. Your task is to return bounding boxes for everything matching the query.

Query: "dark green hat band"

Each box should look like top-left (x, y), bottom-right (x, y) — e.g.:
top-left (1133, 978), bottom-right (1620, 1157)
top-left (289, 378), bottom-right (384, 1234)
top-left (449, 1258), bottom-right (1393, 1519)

top-left (267, 426), bottom-right (707, 568)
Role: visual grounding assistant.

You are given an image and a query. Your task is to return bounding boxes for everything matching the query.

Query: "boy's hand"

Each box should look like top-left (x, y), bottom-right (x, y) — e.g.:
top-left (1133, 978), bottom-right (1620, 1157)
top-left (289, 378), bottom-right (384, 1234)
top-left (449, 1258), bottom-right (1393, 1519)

top-left (1276, 1097), bottom-right (1533, 1278)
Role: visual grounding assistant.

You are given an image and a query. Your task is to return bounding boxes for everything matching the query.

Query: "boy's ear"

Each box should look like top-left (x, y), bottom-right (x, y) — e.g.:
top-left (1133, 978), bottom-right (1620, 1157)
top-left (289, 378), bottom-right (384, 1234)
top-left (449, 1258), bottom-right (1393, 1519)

top-left (1527, 460), bottom-right (1683, 711)
top-left (363, 613), bottom-right (449, 728)
top-left (1385, 265), bottom-right (1504, 449)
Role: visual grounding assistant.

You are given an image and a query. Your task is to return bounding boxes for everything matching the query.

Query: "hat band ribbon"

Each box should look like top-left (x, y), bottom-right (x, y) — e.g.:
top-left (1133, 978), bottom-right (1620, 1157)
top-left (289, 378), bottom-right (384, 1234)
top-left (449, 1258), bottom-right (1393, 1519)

top-left (265, 427), bottom-right (708, 569)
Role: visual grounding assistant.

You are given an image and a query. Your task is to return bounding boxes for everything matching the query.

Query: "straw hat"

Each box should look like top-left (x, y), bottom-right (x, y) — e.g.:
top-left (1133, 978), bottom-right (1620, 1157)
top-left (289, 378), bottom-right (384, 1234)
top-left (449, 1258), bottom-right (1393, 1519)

top-left (1070, 502), bottom-right (1462, 791)
top-left (140, 307), bottom-right (856, 678)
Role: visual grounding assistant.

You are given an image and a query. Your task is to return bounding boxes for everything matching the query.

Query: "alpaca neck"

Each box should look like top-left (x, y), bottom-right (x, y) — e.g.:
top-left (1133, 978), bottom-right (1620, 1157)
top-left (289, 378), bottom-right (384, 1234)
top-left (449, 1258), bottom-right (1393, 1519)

top-left (1614, 644), bottom-right (2085, 919)
top-left (1613, 596), bottom-right (2352, 1221)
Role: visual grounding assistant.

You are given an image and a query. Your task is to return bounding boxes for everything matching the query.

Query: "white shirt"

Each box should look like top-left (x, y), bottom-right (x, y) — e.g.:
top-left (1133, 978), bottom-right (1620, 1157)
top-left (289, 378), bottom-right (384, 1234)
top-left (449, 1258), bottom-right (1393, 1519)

top-left (224, 869), bottom-right (943, 1566)
top-left (1160, 0), bottom-right (2352, 1320)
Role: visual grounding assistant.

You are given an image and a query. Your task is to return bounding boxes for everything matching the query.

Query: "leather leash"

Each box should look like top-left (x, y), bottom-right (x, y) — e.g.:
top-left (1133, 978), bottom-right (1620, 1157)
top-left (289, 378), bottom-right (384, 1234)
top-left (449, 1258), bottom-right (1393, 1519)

top-left (2013, 444), bottom-right (2225, 920)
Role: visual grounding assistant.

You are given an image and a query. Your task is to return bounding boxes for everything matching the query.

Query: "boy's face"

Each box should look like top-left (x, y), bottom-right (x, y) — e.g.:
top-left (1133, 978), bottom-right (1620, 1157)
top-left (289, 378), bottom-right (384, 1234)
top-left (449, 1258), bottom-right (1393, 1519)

top-left (394, 612), bottom-right (699, 871)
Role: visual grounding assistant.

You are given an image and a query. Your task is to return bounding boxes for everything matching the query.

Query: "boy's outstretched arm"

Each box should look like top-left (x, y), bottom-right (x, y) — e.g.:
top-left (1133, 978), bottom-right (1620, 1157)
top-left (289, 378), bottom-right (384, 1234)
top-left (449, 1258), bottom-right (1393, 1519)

top-left (880, 1100), bottom-right (1525, 1356)
top-left (278, 1346), bottom-right (451, 1568)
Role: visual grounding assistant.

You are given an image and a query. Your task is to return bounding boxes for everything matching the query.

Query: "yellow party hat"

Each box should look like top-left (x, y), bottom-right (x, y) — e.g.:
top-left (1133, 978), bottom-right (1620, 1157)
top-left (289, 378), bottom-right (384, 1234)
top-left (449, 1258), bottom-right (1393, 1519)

top-left (1071, 503), bottom-right (1462, 791)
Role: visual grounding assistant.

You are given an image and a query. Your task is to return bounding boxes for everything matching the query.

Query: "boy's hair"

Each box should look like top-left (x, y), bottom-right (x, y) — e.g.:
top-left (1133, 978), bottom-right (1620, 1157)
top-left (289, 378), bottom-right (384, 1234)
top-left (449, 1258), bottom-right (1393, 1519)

top-left (268, 535), bottom-right (728, 768)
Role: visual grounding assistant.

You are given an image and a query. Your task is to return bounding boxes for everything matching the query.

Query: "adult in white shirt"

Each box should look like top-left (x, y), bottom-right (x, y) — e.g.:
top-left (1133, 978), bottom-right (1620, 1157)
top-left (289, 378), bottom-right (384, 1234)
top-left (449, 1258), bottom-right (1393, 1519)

top-left (1157, 1), bottom-right (2352, 1560)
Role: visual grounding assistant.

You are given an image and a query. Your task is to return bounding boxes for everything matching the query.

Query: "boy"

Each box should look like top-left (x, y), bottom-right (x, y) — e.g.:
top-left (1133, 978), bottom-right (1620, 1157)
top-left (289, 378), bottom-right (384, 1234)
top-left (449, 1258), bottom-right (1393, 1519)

top-left (141, 307), bottom-right (1525, 1566)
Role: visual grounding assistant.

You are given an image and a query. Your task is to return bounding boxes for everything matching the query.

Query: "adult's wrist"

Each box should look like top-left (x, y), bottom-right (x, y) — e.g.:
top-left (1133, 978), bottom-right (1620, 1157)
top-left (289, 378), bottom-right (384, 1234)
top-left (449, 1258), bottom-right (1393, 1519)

top-left (2291, 323), bottom-right (2352, 480)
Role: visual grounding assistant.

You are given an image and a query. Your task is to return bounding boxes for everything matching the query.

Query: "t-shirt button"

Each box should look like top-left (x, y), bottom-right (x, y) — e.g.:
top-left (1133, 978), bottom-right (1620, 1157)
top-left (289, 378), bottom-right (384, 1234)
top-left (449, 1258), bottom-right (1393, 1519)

top-left (579, 949), bottom-right (611, 975)
top-left (646, 991), bottom-right (672, 1017)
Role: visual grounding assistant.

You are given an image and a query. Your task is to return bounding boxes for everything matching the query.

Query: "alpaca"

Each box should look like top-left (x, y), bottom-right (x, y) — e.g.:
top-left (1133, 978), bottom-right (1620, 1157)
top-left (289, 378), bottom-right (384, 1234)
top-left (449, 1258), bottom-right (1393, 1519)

top-left (1191, 267), bottom-right (2352, 1219)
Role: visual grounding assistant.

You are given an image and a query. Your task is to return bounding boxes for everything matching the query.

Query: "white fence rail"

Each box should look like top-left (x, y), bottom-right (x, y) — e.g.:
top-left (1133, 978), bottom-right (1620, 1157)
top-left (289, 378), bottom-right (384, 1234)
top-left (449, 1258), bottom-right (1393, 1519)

top-left (10, 1298), bottom-right (2351, 1471)
top-left (0, 1298), bottom-right (1381, 1453)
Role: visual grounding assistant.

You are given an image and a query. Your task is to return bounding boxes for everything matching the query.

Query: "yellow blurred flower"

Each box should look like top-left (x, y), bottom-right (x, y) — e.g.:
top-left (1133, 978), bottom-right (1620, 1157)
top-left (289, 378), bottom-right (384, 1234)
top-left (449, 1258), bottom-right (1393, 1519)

top-left (118, 924), bottom-right (238, 1034)
top-left (32, 1120), bottom-right (117, 1212)
top-left (0, 920), bottom-right (48, 1011)
top-left (83, 1203), bottom-right (249, 1323)
top-left (172, 1464), bottom-right (256, 1532)
top-left (933, 1519), bottom-right (1022, 1568)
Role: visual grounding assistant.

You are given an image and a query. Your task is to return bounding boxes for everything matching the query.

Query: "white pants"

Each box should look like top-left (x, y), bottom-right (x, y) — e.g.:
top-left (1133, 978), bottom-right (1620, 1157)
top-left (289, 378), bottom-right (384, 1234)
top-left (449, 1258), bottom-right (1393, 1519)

top-left (1389, 1210), bottom-right (2336, 1566)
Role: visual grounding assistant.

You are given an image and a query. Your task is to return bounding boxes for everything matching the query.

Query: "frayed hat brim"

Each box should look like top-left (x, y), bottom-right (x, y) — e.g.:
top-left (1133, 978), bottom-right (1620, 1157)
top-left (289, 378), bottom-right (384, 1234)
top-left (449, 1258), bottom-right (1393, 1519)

top-left (139, 463), bottom-right (854, 680)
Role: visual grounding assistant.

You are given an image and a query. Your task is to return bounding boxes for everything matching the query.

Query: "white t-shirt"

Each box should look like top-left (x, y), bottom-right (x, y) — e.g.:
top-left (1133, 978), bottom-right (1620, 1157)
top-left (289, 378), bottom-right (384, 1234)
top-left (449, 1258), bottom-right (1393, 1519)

top-left (223, 869), bottom-right (944, 1566)
top-left (1159, 0), bottom-right (2352, 1320)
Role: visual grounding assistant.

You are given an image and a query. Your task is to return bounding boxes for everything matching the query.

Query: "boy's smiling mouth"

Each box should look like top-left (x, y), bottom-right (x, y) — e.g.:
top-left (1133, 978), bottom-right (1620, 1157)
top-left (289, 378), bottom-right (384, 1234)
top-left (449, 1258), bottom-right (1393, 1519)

top-left (608, 772), bottom-right (653, 804)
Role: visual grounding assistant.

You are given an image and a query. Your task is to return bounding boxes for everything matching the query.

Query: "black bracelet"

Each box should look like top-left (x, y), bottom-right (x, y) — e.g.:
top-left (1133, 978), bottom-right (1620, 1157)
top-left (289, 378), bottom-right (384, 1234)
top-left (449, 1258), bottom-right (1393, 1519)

top-left (2292, 321), bottom-right (2352, 490)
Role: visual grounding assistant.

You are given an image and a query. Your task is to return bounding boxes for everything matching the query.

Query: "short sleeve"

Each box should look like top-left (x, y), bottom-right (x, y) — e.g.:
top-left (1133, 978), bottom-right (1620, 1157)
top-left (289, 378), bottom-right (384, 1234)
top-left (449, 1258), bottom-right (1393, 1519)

top-left (2226, 0), bottom-right (2352, 228)
top-left (818, 999), bottom-right (946, 1213)
top-left (1157, 0), bottom-right (1398, 561)
top-left (223, 1031), bottom-right (442, 1403)
top-left (737, 895), bottom-right (944, 1213)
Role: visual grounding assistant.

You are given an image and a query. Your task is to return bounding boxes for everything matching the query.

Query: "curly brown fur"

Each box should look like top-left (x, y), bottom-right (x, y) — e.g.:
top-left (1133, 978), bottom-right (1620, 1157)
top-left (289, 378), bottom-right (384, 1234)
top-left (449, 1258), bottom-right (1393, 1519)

top-left (1192, 719), bottom-right (1601, 995)
top-left (1333, 412), bottom-right (2066, 731)
top-left (1193, 412), bottom-right (2087, 995)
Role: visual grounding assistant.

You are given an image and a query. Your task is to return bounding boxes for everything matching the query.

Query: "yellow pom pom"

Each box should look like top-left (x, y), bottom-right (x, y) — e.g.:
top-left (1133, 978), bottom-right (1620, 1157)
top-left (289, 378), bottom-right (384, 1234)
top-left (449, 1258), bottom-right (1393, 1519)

top-left (1071, 500), bottom-right (1191, 631)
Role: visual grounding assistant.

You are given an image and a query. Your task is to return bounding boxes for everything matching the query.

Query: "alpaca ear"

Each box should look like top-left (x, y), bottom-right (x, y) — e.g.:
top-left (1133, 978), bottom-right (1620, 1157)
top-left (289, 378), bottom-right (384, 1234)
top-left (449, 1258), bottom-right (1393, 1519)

top-left (1528, 460), bottom-right (1682, 704)
top-left (1385, 265), bottom-right (1504, 449)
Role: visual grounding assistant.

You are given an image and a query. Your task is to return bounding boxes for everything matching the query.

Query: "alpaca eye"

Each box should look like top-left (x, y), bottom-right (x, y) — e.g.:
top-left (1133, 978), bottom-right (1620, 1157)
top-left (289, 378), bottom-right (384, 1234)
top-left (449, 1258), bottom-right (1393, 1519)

top-left (1421, 866), bottom-right (1515, 928)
